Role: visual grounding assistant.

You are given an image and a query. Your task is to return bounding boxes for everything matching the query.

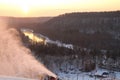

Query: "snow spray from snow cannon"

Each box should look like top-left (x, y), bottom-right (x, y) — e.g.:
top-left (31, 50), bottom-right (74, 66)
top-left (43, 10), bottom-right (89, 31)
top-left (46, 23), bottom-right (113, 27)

top-left (0, 19), bottom-right (57, 79)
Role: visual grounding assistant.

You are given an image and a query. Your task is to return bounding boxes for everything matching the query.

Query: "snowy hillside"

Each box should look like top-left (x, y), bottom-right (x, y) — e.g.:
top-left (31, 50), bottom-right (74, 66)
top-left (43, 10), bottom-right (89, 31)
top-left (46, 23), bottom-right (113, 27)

top-left (40, 55), bottom-right (120, 80)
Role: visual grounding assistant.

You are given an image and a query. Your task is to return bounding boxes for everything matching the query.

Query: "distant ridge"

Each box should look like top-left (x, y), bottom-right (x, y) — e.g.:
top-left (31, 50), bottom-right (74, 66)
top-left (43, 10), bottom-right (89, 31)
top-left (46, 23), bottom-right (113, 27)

top-left (2, 11), bottom-right (120, 50)
top-left (44, 11), bottom-right (120, 26)
top-left (34, 11), bottom-right (120, 50)
top-left (0, 16), bottom-right (52, 24)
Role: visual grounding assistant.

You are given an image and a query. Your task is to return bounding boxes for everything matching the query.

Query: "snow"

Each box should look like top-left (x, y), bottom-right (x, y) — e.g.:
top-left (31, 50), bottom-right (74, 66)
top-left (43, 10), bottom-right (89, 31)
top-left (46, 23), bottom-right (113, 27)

top-left (46, 40), bottom-right (73, 49)
top-left (58, 72), bottom-right (95, 80)
top-left (0, 76), bottom-right (35, 80)
top-left (57, 68), bottom-right (120, 80)
top-left (37, 33), bottom-right (74, 49)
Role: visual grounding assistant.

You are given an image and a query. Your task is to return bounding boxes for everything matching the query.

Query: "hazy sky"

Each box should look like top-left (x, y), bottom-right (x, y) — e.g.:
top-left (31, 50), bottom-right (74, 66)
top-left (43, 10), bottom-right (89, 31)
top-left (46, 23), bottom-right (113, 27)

top-left (0, 0), bottom-right (120, 17)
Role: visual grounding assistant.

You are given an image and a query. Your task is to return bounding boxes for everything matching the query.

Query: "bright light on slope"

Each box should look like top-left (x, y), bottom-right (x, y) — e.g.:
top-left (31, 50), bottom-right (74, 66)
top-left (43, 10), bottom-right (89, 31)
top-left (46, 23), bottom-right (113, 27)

top-left (23, 32), bottom-right (44, 43)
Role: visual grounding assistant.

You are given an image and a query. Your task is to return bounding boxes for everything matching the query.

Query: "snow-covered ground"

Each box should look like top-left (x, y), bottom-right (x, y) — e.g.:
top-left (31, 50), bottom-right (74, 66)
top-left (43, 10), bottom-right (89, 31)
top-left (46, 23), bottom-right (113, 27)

top-left (57, 68), bottom-right (120, 80)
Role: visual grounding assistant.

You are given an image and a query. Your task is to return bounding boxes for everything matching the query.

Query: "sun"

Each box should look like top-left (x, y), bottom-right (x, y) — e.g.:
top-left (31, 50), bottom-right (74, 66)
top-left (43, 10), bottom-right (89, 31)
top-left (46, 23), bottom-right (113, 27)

top-left (21, 5), bottom-right (29, 14)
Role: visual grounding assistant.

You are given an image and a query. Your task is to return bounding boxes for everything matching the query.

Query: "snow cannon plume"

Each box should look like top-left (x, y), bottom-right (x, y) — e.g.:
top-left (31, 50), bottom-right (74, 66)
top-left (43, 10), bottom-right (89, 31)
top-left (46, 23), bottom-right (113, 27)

top-left (0, 19), bottom-right (57, 79)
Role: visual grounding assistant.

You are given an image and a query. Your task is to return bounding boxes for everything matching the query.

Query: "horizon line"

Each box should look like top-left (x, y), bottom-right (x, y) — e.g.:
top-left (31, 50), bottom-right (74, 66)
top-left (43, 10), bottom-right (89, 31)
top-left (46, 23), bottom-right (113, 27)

top-left (0, 10), bottom-right (120, 18)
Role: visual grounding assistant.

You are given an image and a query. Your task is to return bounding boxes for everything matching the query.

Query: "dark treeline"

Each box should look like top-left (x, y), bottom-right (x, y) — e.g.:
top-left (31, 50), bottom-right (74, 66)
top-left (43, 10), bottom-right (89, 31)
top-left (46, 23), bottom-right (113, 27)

top-left (33, 11), bottom-right (120, 50)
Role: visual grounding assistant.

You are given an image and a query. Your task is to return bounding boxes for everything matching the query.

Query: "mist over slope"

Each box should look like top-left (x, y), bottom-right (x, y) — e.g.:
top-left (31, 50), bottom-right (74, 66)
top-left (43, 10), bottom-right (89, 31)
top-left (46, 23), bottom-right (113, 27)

top-left (0, 19), bottom-right (56, 79)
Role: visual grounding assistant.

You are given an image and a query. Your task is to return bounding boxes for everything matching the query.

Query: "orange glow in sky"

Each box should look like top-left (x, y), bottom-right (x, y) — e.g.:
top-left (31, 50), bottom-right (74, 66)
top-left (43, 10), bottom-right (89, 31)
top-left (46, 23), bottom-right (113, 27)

top-left (0, 0), bottom-right (120, 17)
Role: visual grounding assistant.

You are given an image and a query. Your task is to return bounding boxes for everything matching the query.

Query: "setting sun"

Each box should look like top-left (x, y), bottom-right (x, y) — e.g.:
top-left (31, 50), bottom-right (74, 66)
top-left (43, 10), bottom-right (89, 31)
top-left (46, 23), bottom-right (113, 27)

top-left (21, 5), bottom-right (29, 14)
